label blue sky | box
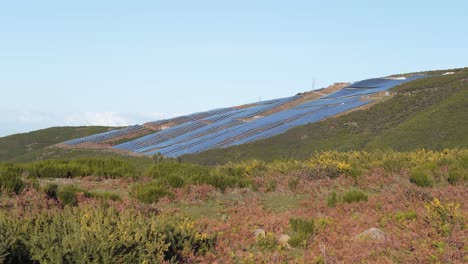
[1,0,467,136]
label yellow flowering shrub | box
[425,198,465,236]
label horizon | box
[1,1,468,137]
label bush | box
[410,168,434,187]
[147,160,251,191]
[395,210,418,223]
[57,185,89,206]
[447,163,465,184]
[43,183,58,199]
[342,190,368,203]
[131,182,173,204]
[425,198,465,236]
[327,192,338,208]
[288,218,315,248]
[0,163,25,195]
[257,233,278,251]
[89,191,121,201]
[0,205,215,263]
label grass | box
[288,218,315,248]
[182,68,468,165]
[0,126,115,161]
[261,192,303,213]
[342,190,368,203]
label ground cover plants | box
[0,148,466,263]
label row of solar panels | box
[142,97,370,157]
[112,95,301,152]
[63,125,146,145]
[63,75,427,155]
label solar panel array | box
[64,75,426,156]
[63,125,146,145]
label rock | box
[278,234,291,248]
[356,228,386,241]
[254,229,266,239]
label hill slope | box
[0,126,115,161]
[183,69,468,164]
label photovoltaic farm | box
[62,75,427,157]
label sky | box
[1,0,467,137]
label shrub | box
[257,233,278,251]
[395,210,418,223]
[89,191,121,201]
[147,160,251,191]
[0,163,25,195]
[0,205,215,263]
[131,182,173,204]
[43,183,58,199]
[410,168,434,187]
[447,164,465,184]
[342,190,368,203]
[288,218,315,248]
[57,185,89,206]
[425,198,465,236]
[327,192,338,208]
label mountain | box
[0,126,115,161]
[2,68,466,163]
[183,68,468,164]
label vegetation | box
[0,148,465,263]
[0,163,24,195]
[25,158,138,179]
[0,205,215,263]
[425,198,465,236]
[183,69,468,164]
[288,218,315,248]
[0,126,114,161]
[342,190,368,203]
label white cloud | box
[63,112,132,127]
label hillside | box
[0,126,115,161]
[56,72,442,158]
[183,68,468,165]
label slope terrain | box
[58,72,441,158]
[0,126,115,161]
[184,68,468,164]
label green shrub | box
[257,233,278,251]
[288,218,315,248]
[131,182,173,204]
[327,192,338,208]
[342,190,368,203]
[43,183,58,199]
[0,205,215,263]
[0,163,25,195]
[147,160,250,191]
[447,164,465,184]
[89,191,121,201]
[57,185,89,206]
[410,168,434,187]
[395,210,418,223]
